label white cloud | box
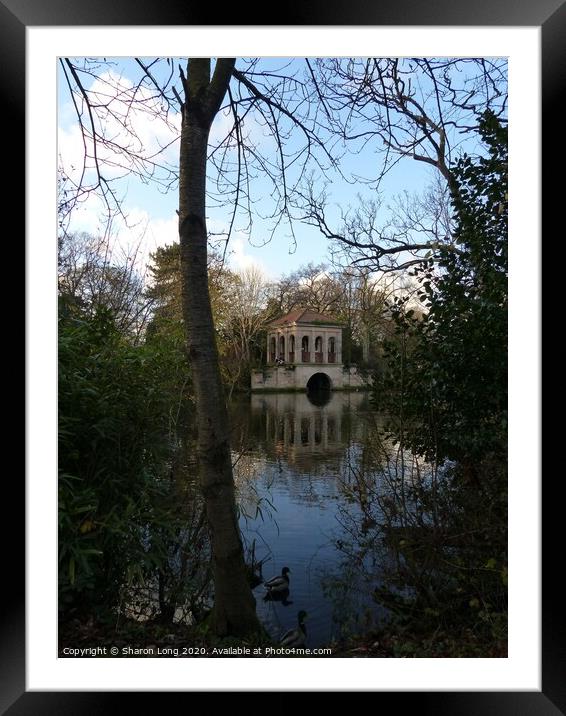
[209,105,236,148]
[59,66,279,281]
[111,210,179,271]
[63,188,271,280]
[227,236,271,277]
[58,69,181,194]
[64,195,178,276]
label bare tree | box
[270,262,342,314]
[58,230,153,341]
[313,173,454,274]
[339,268,390,362]
[299,57,507,272]
[58,58,181,237]
[219,266,269,397]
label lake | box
[229,389,419,648]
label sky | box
[57,57,496,280]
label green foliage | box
[366,112,508,654]
[145,243,186,348]
[58,303,191,614]
[373,459,507,649]
[374,111,507,466]
[145,242,265,393]
[341,325,364,367]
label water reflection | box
[119,388,438,645]
[231,390,390,646]
[249,390,364,462]
[263,588,293,607]
[306,386,331,407]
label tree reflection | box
[324,413,507,655]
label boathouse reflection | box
[250,391,366,464]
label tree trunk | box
[362,325,370,363]
[178,58,260,636]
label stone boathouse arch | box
[306,371,332,392]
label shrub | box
[58,303,193,616]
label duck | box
[264,566,290,593]
[279,610,307,647]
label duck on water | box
[263,566,290,593]
[279,610,308,647]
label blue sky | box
[57,57,489,279]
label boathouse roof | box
[267,308,343,327]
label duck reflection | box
[263,587,293,607]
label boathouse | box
[251,308,367,392]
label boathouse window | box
[301,335,310,362]
[328,336,336,363]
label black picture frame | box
[11,0,555,710]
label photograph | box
[13,7,553,706]
[56,55,509,660]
